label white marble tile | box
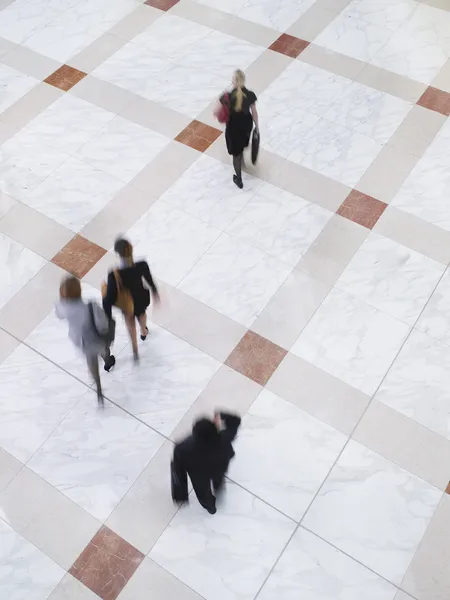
[161,155,263,230]
[143,60,225,118]
[0,0,78,44]
[0,519,64,600]
[102,326,220,436]
[417,268,450,345]
[0,233,46,311]
[28,398,164,521]
[150,482,296,600]
[261,61,352,118]
[226,183,332,265]
[375,329,450,440]
[259,527,397,600]
[93,41,172,97]
[371,4,450,84]
[316,13,393,62]
[336,233,444,326]
[23,157,125,232]
[133,14,212,58]
[324,81,413,143]
[75,116,170,183]
[24,0,141,62]
[303,440,442,584]
[392,120,450,231]
[289,118,383,187]
[343,0,419,32]
[0,64,38,115]
[0,344,91,463]
[292,288,410,395]
[0,449,22,494]
[196,0,315,30]
[25,284,132,385]
[179,233,292,326]
[19,94,115,156]
[126,200,221,286]
[177,30,264,77]
[230,390,346,520]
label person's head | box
[193,417,220,445]
[114,237,133,265]
[232,69,246,112]
[60,276,81,300]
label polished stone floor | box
[0,0,450,598]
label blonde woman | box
[219,69,259,189]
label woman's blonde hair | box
[233,69,246,112]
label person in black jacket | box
[103,237,159,362]
[171,411,241,514]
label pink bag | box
[214,93,230,124]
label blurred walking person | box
[56,276,115,404]
[102,237,159,363]
[216,69,259,189]
[171,411,241,514]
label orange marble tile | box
[337,190,387,230]
[44,65,87,92]
[175,120,222,152]
[69,526,144,600]
[52,235,106,278]
[225,331,287,386]
[144,0,180,10]
[269,34,309,58]
[417,86,450,116]
[445,481,450,494]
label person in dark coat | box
[219,69,259,190]
[103,237,159,362]
[171,411,241,514]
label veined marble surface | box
[150,482,296,600]
[0,64,38,116]
[416,267,450,345]
[292,288,410,395]
[259,527,397,600]
[230,390,347,520]
[303,440,442,584]
[376,329,450,440]
[336,233,444,326]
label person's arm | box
[102,272,118,320]
[142,262,160,302]
[171,445,189,504]
[250,103,259,132]
[216,411,241,443]
[55,301,65,320]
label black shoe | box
[104,355,116,372]
[206,505,217,515]
[233,175,243,189]
[140,327,149,341]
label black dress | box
[103,261,158,319]
[221,87,257,157]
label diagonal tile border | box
[69,525,145,600]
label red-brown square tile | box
[269,33,309,58]
[144,0,179,10]
[337,190,387,230]
[417,86,450,116]
[175,120,222,152]
[445,481,450,494]
[52,235,106,278]
[44,65,87,92]
[69,526,144,600]
[225,331,287,386]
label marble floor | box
[0,0,450,598]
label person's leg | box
[191,474,217,514]
[212,472,225,495]
[87,354,103,404]
[101,344,115,372]
[138,312,148,340]
[232,153,243,189]
[125,313,139,361]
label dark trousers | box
[191,473,225,512]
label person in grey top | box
[56,276,115,404]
